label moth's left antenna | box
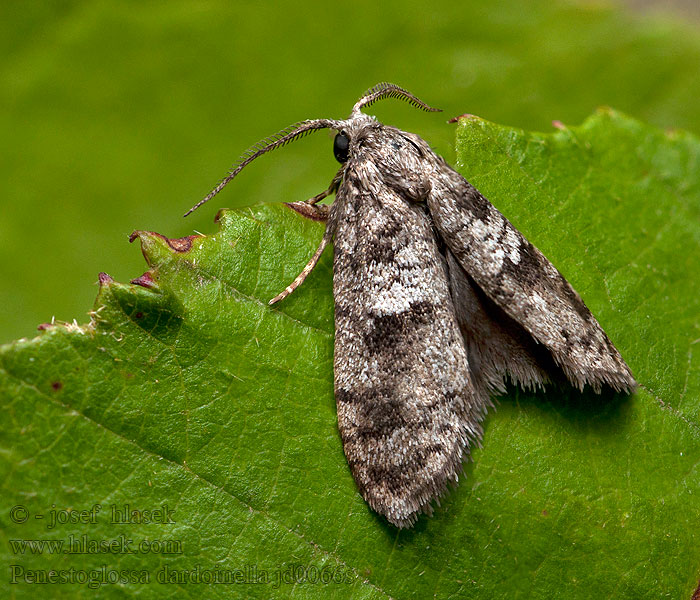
[184,118,339,217]
[352,82,441,115]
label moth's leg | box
[307,168,343,204]
[286,201,330,222]
[284,168,343,222]
[271,168,341,303]
[269,227,333,305]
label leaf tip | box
[448,113,480,124]
[595,105,617,119]
[130,271,158,289]
[214,208,229,223]
[98,272,114,286]
[131,229,205,258]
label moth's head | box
[184,83,441,217]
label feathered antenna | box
[352,82,441,115]
[184,118,339,217]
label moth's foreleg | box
[285,201,330,222]
[269,227,333,305]
[308,168,343,205]
[284,168,343,222]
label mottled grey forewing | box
[428,170,636,393]
[331,165,488,528]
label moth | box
[186,83,636,528]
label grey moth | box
[186,83,636,528]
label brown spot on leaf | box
[134,311,144,319]
[130,272,156,288]
[163,234,201,252]
[448,113,478,123]
[37,323,54,331]
[692,580,700,600]
[51,381,63,392]
[98,272,114,286]
[130,231,203,253]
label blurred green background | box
[1,0,699,343]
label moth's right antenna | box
[184,118,340,217]
[352,82,441,115]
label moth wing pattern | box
[188,82,637,529]
[427,172,636,393]
[444,248,554,396]
[329,162,489,528]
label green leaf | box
[3,0,700,342]
[2,110,699,599]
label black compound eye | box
[333,132,350,163]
